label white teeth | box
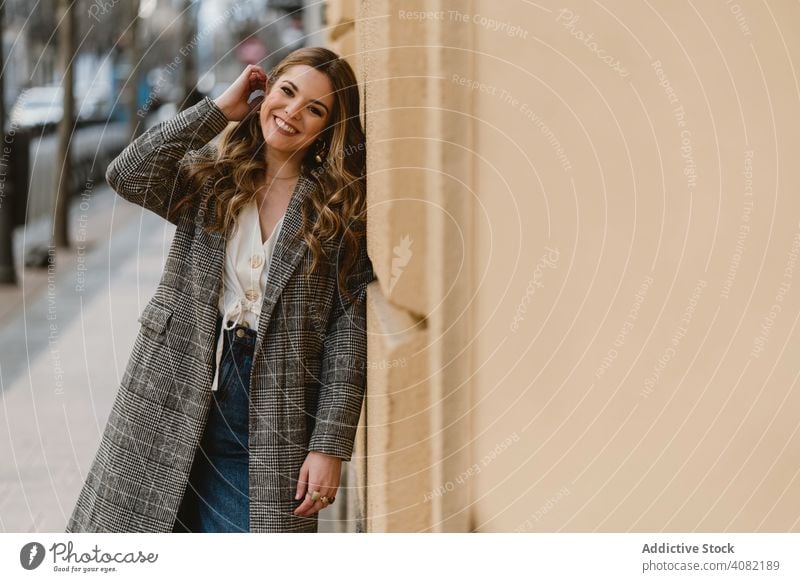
[274,116,297,134]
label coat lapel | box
[192,190,226,360]
[253,173,315,359]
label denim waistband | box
[216,314,257,349]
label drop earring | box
[314,139,326,164]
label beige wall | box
[338,0,800,532]
[470,0,800,533]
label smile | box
[273,115,298,135]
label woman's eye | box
[280,85,322,116]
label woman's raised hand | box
[213,64,269,122]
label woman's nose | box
[284,101,302,119]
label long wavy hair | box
[169,47,367,305]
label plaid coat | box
[65,96,374,533]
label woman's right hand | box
[213,64,268,122]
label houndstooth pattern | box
[65,96,374,533]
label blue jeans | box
[173,317,255,533]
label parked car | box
[9,85,112,130]
[9,86,62,129]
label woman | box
[65,47,374,533]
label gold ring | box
[310,490,321,502]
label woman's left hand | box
[293,451,342,517]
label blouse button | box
[250,254,264,268]
[244,288,258,301]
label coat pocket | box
[137,301,172,336]
[133,301,192,383]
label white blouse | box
[210,199,286,391]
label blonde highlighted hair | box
[169,47,367,305]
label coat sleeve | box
[308,236,376,462]
[105,96,230,225]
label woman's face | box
[259,64,335,157]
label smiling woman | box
[173,49,368,304]
[65,47,374,534]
